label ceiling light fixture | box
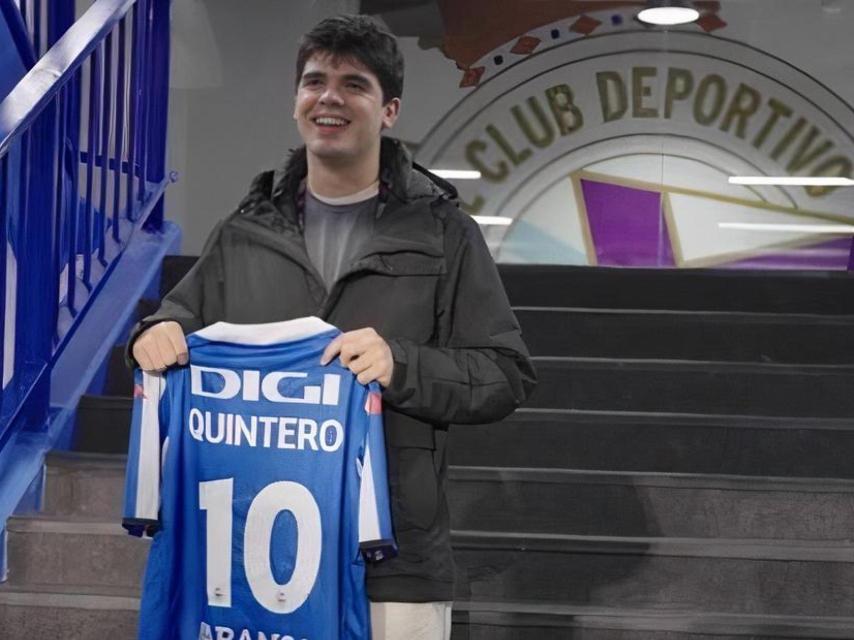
[472,216,512,226]
[431,169,481,180]
[719,222,854,234]
[637,0,700,26]
[728,176,854,186]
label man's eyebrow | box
[341,74,371,85]
[301,71,373,86]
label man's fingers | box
[321,329,383,367]
[164,327,189,366]
[137,341,163,372]
[348,354,372,375]
[134,342,154,371]
[340,343,366,367]
[357,364,381,386]
[152,333,179,369]
[133,321,186,372]
[324,339,365,366]
[320,335,343,365]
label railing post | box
[16,105,58,431]
[0,0,36,68]
[142,0,169,232]
[46,0,75,49]
[111,17,126,243]
[0,526,7,583]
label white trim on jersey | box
[358,444,382,544]
[134,371,166,520]
[193,317,336,346]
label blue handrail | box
[0,0,171,451]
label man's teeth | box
[315,117,348,126]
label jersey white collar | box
[193,316,337,345]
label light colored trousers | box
[370,601,453,640]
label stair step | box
[452,601,854,639]
[452,532,854,616]
[43,451,126,519]
[448,467,854,540]
[530,358,854,417]
[516,307,854,364]
[72,395,133,454]
[73,365,854,453]
[18,514,851,616]
[499,265,854,314]
[158,261,854,315]
[4,516,147,591]
[48,453,854,540]
[453,531,854,562]
[448,410,854,476]
[0,585,138,638]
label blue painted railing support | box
[14,103,58,434]
[0,0,37,69]
[47,0,75,50]
[0,528,6,583]
[143,0,169,232]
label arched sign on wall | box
[417,27,854,269]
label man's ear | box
[381,98,401,130]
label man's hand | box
[320,327,394,387]
[132,321,189,372]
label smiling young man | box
[127,14,536,640]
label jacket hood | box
[263,136,458,206]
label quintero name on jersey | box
[191,365,341,405]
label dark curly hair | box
[295,15,404,105]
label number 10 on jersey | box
[199,478,323,614]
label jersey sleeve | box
[358,383,397,563]
[122,369,169,537]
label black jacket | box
[125,137,537,601]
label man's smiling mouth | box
[313,116,350,127]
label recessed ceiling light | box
[472,216,512,226]
[637,1,700,26]
[728,176,854,186]
[431,169,481,180]
[719,222,854,234]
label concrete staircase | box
[3,262,854,638]
[450,266,854,639]
[0,452,140,636]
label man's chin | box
[306,144,358,163]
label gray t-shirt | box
[303,187,378,291]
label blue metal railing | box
[0,0,171,451]
[0,0,35,73]
[11,0,75,60]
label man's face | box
[294,53,400,165]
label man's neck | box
[306,150,381,199]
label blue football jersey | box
[122,317,396,640]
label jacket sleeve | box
[381,210,537,425]
[123,219,227,369]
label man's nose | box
[319,85,344,105]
